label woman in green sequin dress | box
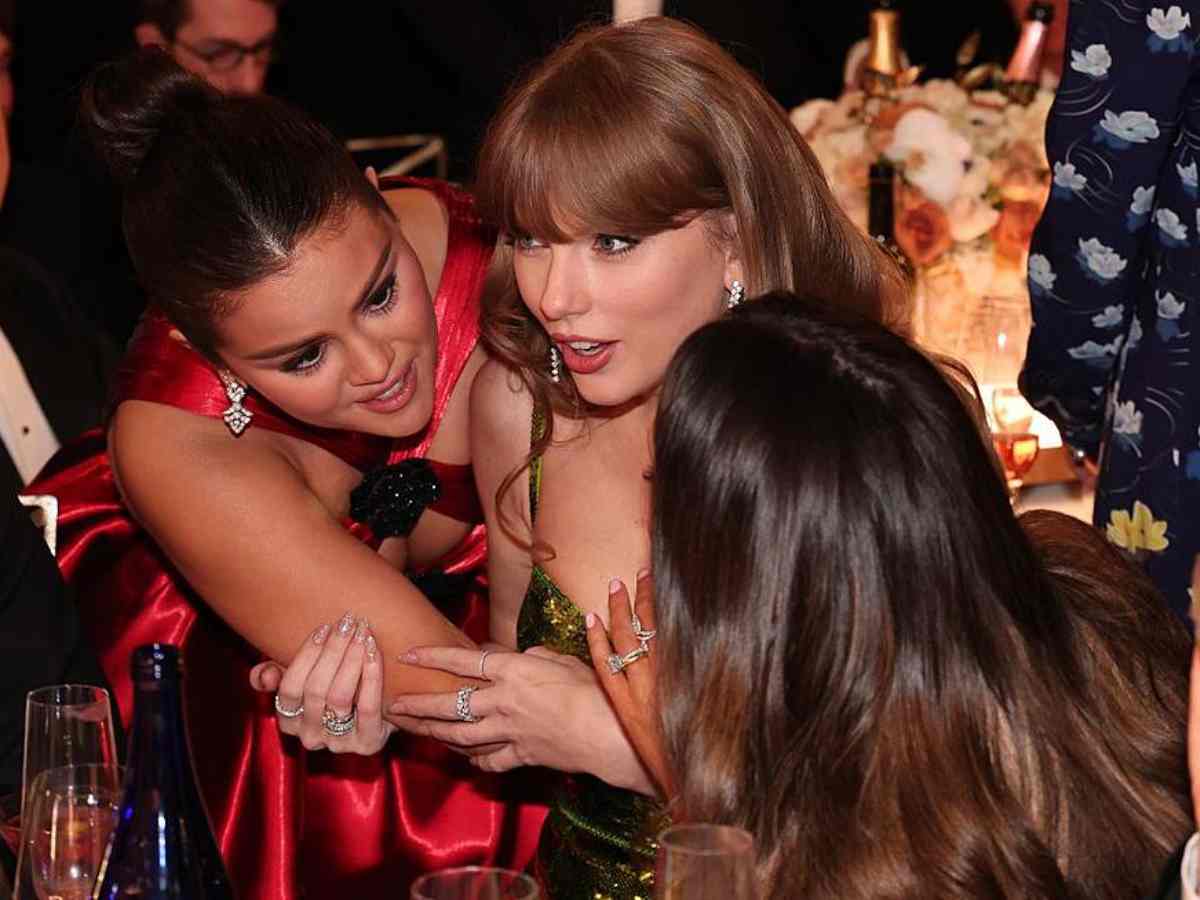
[387,18,907,899]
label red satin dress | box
[27,179,547,899]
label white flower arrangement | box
[792,79,1053,279]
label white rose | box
[959,156,992,199]
[946,194,1001,242]
[885,108,971,207]
[790,99,834,138]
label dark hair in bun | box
[80,49,388,355]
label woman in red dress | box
[27,51,545,898]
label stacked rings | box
[274,694,304,719]
[456,686,479,722]
[607,645,649,675]
[321,706,357,737]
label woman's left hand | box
[249,615,395,755]
[387,641,656,795]
[584,573,672,797]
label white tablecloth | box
[1015,481,1094,523]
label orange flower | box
[992,200,1043,264]
[894,189,952,267]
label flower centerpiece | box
[792,79,1054,364]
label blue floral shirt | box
[1021,0,1200,617]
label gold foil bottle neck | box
[863,7,903,95]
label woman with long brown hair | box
[589,294,1193,898]
[362,16,908,899]
[266,13,904,897]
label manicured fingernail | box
[609,578,623,595]
[586,612,596,628]
[337,611,355,637]
[354,620,369,644]
[365,634,378,661]
[636,568,650,581]
[398,650,418,664]
[312,623,331,645]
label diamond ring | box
[606,645,649,675]
[456,686,479,723]
[274,693,304,719]
[321,706,357,737]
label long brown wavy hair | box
[650,294,1191,899]
[472,17,907,532]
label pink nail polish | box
[312,623,332,645]
[609,578,623,595]
[398,650,418,664]
[635,568,650,581]
[585,612,596,628]
[354,620,369,644]
[365,635,378,661]
[337,611,355,637]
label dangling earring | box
[549,345,562,384]
[217,369,253,436]
[725,279,745,310]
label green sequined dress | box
[517,411,663,900]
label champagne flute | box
[17,765,121,900]
[13,687,118,900]
[990,387,1040,502]
[410,866,540,900]
[21,686,118,820]
[655,824,757,900]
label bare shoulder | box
[470,358,534,462]
[383,186,449,297]
[108,400,308,525]
[424,344,489,465]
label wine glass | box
[990,387,1040,501]
[410,866,540,900]
[654,824,757,900]
[16,765,121,900]
[21,686,118,821]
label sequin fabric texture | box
[515,409,663,900]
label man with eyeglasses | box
[134,0,280,95]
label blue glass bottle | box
[93,644,234,899]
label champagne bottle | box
[868,159,910,271]
[1003,1,1055,105]
[861,0,903,96]
[93,645,234,900]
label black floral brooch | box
[349,458,442,539]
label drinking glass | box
[991,387,1040,501]
[21,686,118,821]
[410,867,540,900]
[15,765,121,900]
[654,824,757,900]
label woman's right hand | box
[249,612,394,755]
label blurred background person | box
[133,0,279,96]
[1020,0,1200,619]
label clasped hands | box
[250,574,669,796]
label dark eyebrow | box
[244,239,393,361]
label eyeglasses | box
[172,36,277,71]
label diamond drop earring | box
[549,345,562,384]
[725,279,745,310]
[217,369,253,436]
